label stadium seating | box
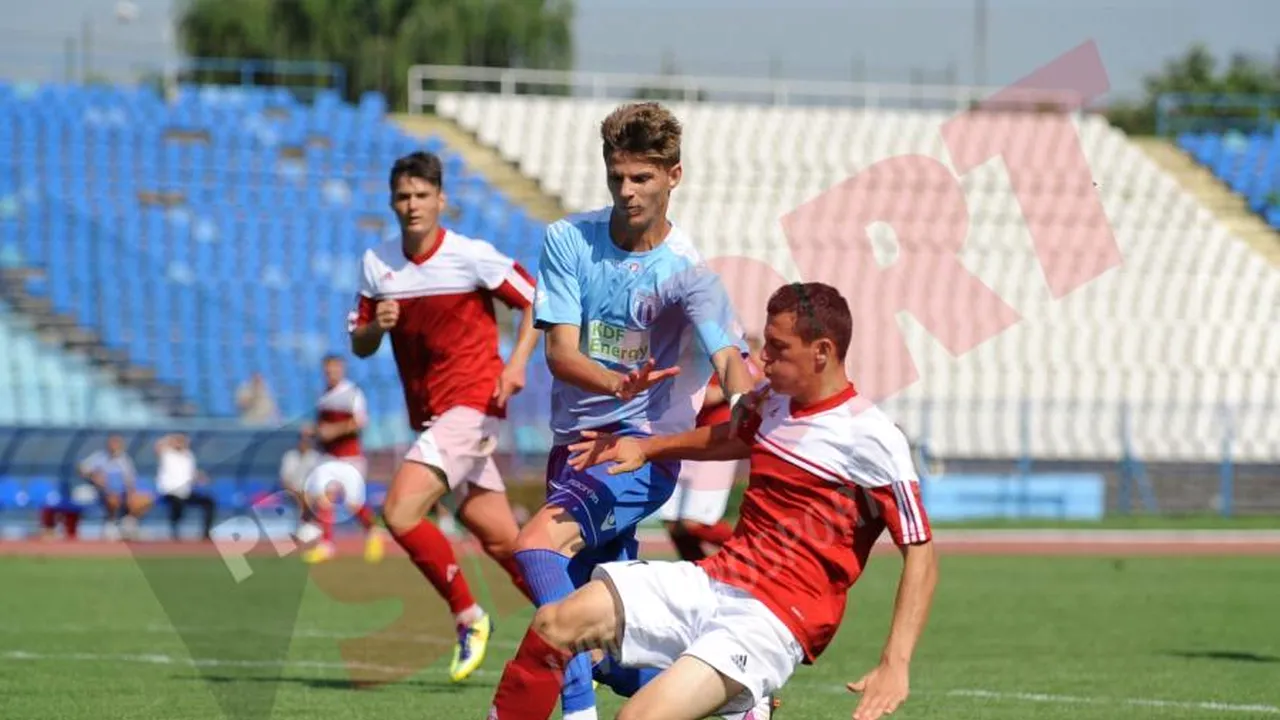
[0,300,160,426]
[1175,126,1280,229]
[436,93,1279,462]
[0,81,554,448]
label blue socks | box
[593,656,659,697]
[514,549,596,714]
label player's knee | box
[480,536,517,562]
[531,603,573,649]
[382,468,446,533]
[514,505,583,556]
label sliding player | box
[518,282,939,720]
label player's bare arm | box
[493,302,539,408]
[567,421,750,474]
[710,344,754,398]
[349,299,399,357]
[848,540,939,720]
[544,323,623,395]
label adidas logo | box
[732,653,747,672]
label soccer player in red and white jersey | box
[300,354,386,564]
[348,151,539,684]
[494,282,938,720]
[658,336,764,562]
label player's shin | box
[388,519,480,620]
[513,549,598,716]
[490,624,572,720]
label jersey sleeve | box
[859,431,931,546]
[347,251,378,332]
[533,221,583,329]
[674,262,748,361]
[351,387,369,427]
[469,239,536,309]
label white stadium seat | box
[436,93,1280,463]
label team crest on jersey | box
[630,290,662,327]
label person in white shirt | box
[155,434,217,541]
[279,425,322,536]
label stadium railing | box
[404,64,1086,113]
[1156,92,1280,138]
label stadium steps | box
[1132,136,1280,266]
[392,113,568,224]
[0,268,198,419]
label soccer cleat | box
[449,612,491,682]
[363,529,385,564]
[302,541,335,564]
[727,693,776,720]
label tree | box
[632,51,709,103]
[176,0,575,110]
[1105,43,1280,136]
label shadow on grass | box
[171,673,469,693]
[1166,650,1280,664]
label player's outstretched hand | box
[615,358,680,401]
[566,430,646,475]
[847,662,909,719]
[492,363,527,409]
[729,384,772,434]
[374,299,400,330]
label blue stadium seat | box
[0,81,545,443]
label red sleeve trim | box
[866,483,932,545]
[494,262,536,309]
[348,296,376,333]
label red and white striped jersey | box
[349,227,535,429]
[698,382,931,663]
[316,379,367,458]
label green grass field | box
[1,548,1278,719]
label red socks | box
[354,505,375,531]
[316,505,335,543]
[490,625,571,720]
[390,519,476,615]
[687,521,734,546]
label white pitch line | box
[6,648,1276,716]
[946,688,1280,715]
[0,648,502,677]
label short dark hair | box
[600,102,682,168]
[766,282,852,361]
[389,151,444,193]
[322,354,344,365]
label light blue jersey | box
[534,207,746,445]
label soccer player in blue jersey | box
[488,102,757,720]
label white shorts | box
[658,459,740,525]
[404,405,505,495]
[321,455,367,481]
[593,560,803,715]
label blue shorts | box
[545,435,680,560]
